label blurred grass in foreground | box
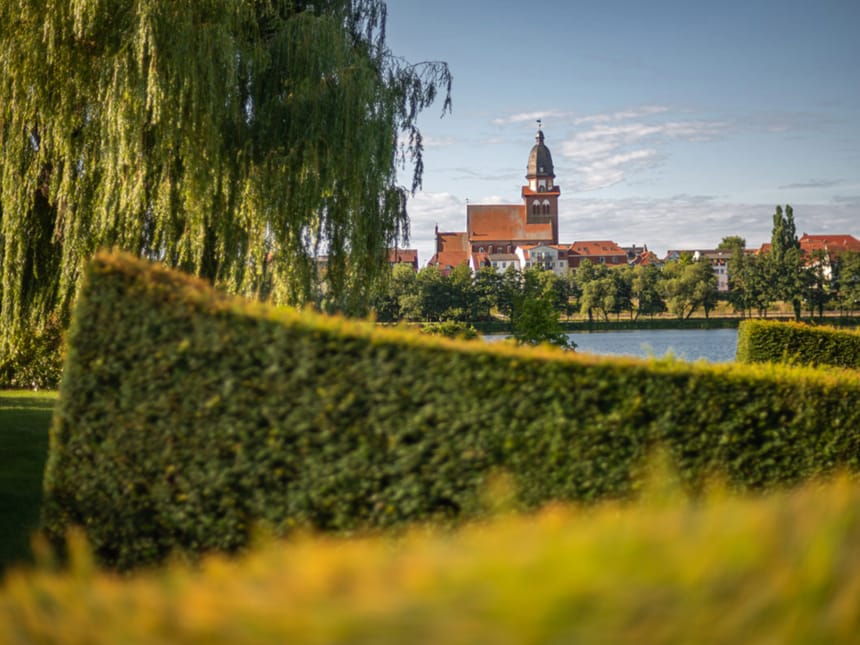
[3,467,859,644]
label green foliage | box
[631,264,666,320]
[766,205,804,319]
[802,249,831,318]
[728,248,771,317]
[661,259,718,319]
[0,0,451,358]
[370,263,417,322]
[737,319,860,369]
[0,315,65,389]
[834,251,860,313]
[717,235,746,251]
[43,253,860,570]
[511,293,572,349]
[419,320,479,340]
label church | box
[428,126,628,275]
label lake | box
[567,328,738,363]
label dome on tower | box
[527,129,554,178]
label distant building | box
[481,253,521,272]
[797,234,860,257]
[622,244,648,263]
[567,240,628,269]
[757,234,860,281]
[428,127,629,277]
[516,244,568,275]
[429,126,559,272]
[630,249,661,267]
[427,229,470,275]
[388,248,419,271]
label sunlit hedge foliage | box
[42,253,860,570]
[9,477,860,643]
[737,319,860,368]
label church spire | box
[522,123,560,244]
[526,123,554,180]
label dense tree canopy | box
[0,0,451,356]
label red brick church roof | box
[467,204,553,243]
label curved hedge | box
[737,319,860,369]
[42,253,860,569]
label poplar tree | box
[0,0,451,358]
[767,205,803,319]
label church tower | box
[522,123,560,244]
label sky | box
[384,0,860,266]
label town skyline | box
[385,0,860,266]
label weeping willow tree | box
[0,0,450,362]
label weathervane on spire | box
[536,118,542,129]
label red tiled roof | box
[467,204,553,243]
[758,234,860,258]
[799,234,860,254]
[388,248,418,268]
[631,250,660,266]
[568,240,627,256]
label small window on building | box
[479,247,485,253]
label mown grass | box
[3,470,859,643]
[0,390,55,574]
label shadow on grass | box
[0,391,56,574]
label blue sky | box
[385,0,860,265]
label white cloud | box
[572,105,671,125]
[559,114,731,191]
[491,109,575,126]
[422,135,457,148]
[574,149,660,191]
[402,191,464,264]
[778,178,845,190]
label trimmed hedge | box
[737,319,860,369]
[43,253,860,570]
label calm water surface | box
[567,328,738,363]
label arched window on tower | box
[542,199,551,215]
[532,200,540,215]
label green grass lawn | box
[0,390,55,574]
